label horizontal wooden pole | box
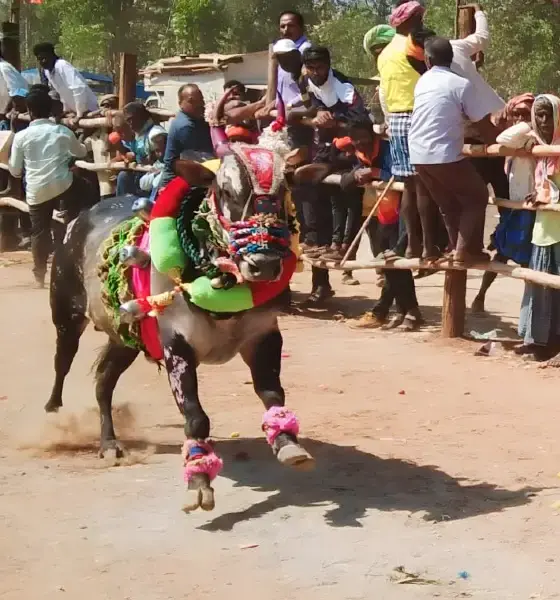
[74,160,151,173]
[14,107,173,131]
[463,143,560,158]
[323,174,405,191]
[492,198,560,212]
[303,255,560,290]
[0,196,64,223]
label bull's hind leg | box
[45,320,88,412]
[95,340,138,460]
[46,248,88,413]
[241,327,315,471]
[162,334,218,513]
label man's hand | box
[354,168,375,186]
[122,151,136,165]
[312,111,336,128]
[524,192,537,206]
[9,111,18,133]
[68,114,81,129]
[465,3,483,12]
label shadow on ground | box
[289,292,520,340]
[199,437,541,531]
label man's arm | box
[8,134,23,178]
[462,81,498,143]
[496,121,534,149]
[452,6,490,57]
[58,62,94,119]
[66,129,87,159]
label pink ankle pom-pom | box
[182,440,223,483]
[262,406,300,446]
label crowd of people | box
[1,2,560,364]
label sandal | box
[382,313,405,330]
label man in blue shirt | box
[160,84,213,188]
[409,36,496,265]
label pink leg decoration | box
[182,439,223,483]
[262,406,300,446]
[261,407,314,470]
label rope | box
[97,217,147,352]
[176,186,221,281]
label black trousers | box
[372,270,419,318]
[371,217,418,317]
[29,175,94,279]
[302,183,332,291]
[29,197,62,279]
[332,187,362,247]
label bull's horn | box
[173,159,216,187]
[292,163,331,186]
[0,178,12,197]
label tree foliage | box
[9,0,560,100]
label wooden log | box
[118,53,138,109]
[1,21,20,71]
[303,256,560,291]
[0,196,64,223]
[442,270,467,338]
[14,107,173,130]
[463,143,560,157]
[74,160,151,173]
[491,198,560,212]
[323,173,405,192]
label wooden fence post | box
[442,270,467,338]
[118,53,137,109]
[0,11,21,251]
[440,3,477,338]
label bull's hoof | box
[183,473,215,513]
[44,398,63,413]
[277,443,315,471]
[99,441,126,465]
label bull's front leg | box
[241,328,315,471]
[163,334,223,513]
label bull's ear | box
[284,146,308,168]
[173,159,216,187]
[292,163,331,185]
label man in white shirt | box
[9,86,87,287]
[409,37,496,265]
[33,42,98,127]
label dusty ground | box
[1,244,560,600]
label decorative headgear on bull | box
[144,86,301,315]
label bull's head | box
[174,147,292,284]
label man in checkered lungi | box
[377,1,428,259]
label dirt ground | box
[1,243,560,600]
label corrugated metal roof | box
[141,53,247,76]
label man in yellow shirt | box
[377,0,425,259]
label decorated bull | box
[45,119,315,512]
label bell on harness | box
[119,245,151,268]
[119,299,148,324]
[132,197,155,222]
